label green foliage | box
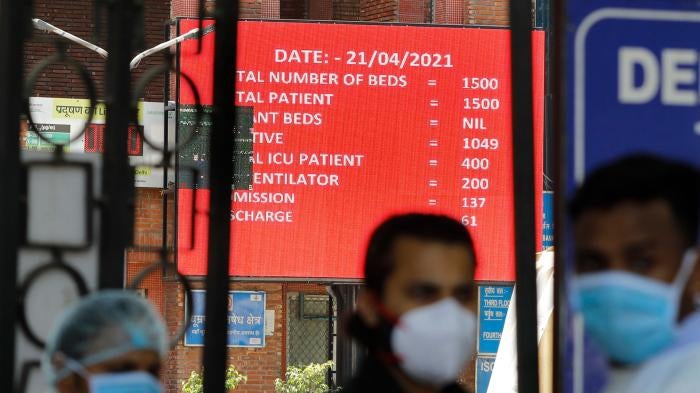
[274,361,335,393]
[181,365,248,393]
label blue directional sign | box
[185,290,266,347]
[567,1,700,191]
[475,355,496,393]
[477,284,514,355]
[542,191,554,249]
[565,2,700,393]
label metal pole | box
[32,19,108,58]
[535,0,550,29]
[99,0,135,288]
[0,0,27,389]
[202,0,238,391]
[327,293,334,387]
[162,23,171,260]
[510,0,541,391]
[551,0,568,390]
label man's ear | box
[687,247,700,306]
[355,289,381,328]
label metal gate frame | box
[0,1,544,392]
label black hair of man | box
[364,213,476,295]
[569,154,700,247]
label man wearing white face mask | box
[344,213,477,393]
[570,155,700,393]
[42,290,167,393]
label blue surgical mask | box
[60,356,163,393]
[89,371,163,393]
[574,249,697,365]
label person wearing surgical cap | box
[42,290,167,393]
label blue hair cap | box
[42,290,167,384]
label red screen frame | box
[176,19,545,281]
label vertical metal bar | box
[327,294,334,387]
[551,0,568,391]
[162,23,170,259]
[99,0,135,289]
[0,0,27,388]
[174,19,181,260]
[202,0,238,391]
[535,0,550,29]
[510,0,541,391]
[543,0,553,195]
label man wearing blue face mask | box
[570,155,700,393]
[42,290,167,393]
[344,213,477,393]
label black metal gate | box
[0,0,229,391]
[0,1,544,392]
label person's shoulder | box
[342,373,404,393]
[677,310,700,347]
[341,357,470,393]
[624,341,700,393]
[340,358,404,393]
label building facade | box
[24,0,514,391]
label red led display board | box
[177,19,545,280]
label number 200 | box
[462,177,489,190]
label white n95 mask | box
[391,298,476,388]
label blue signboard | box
[542,191,554,249]
[185,290,266,347]
[567,1,700,192]
[477,284,513,355]
[475,355,496,393]
[565,2,700,393]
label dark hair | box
[364,213,476,294]
[569,154,700,246]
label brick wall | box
[360,0,509,25]
[333,0,361,20]
[165,3,287,393]
[280,0,307,20]
[126,188,175,315]
[360,0,398,21]
[25,1,516,393]
[309,0,334,20]
[465,0,509,26]
[26,0,170,101]
[170,0,270,19]
[25,0,172,341]
[398,0,431,23]
[163,280,328,393]
[167,0,512,24]
[25,0,512,100]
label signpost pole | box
[202,0,238,391]
[510,0,541,390]
[552,0,567,390]
[0,0,28,389]
[99,0,136,288]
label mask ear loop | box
[674,249,698,289]
[684,246,700,308]
[673,249,699,319]
[52,352,90,384]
